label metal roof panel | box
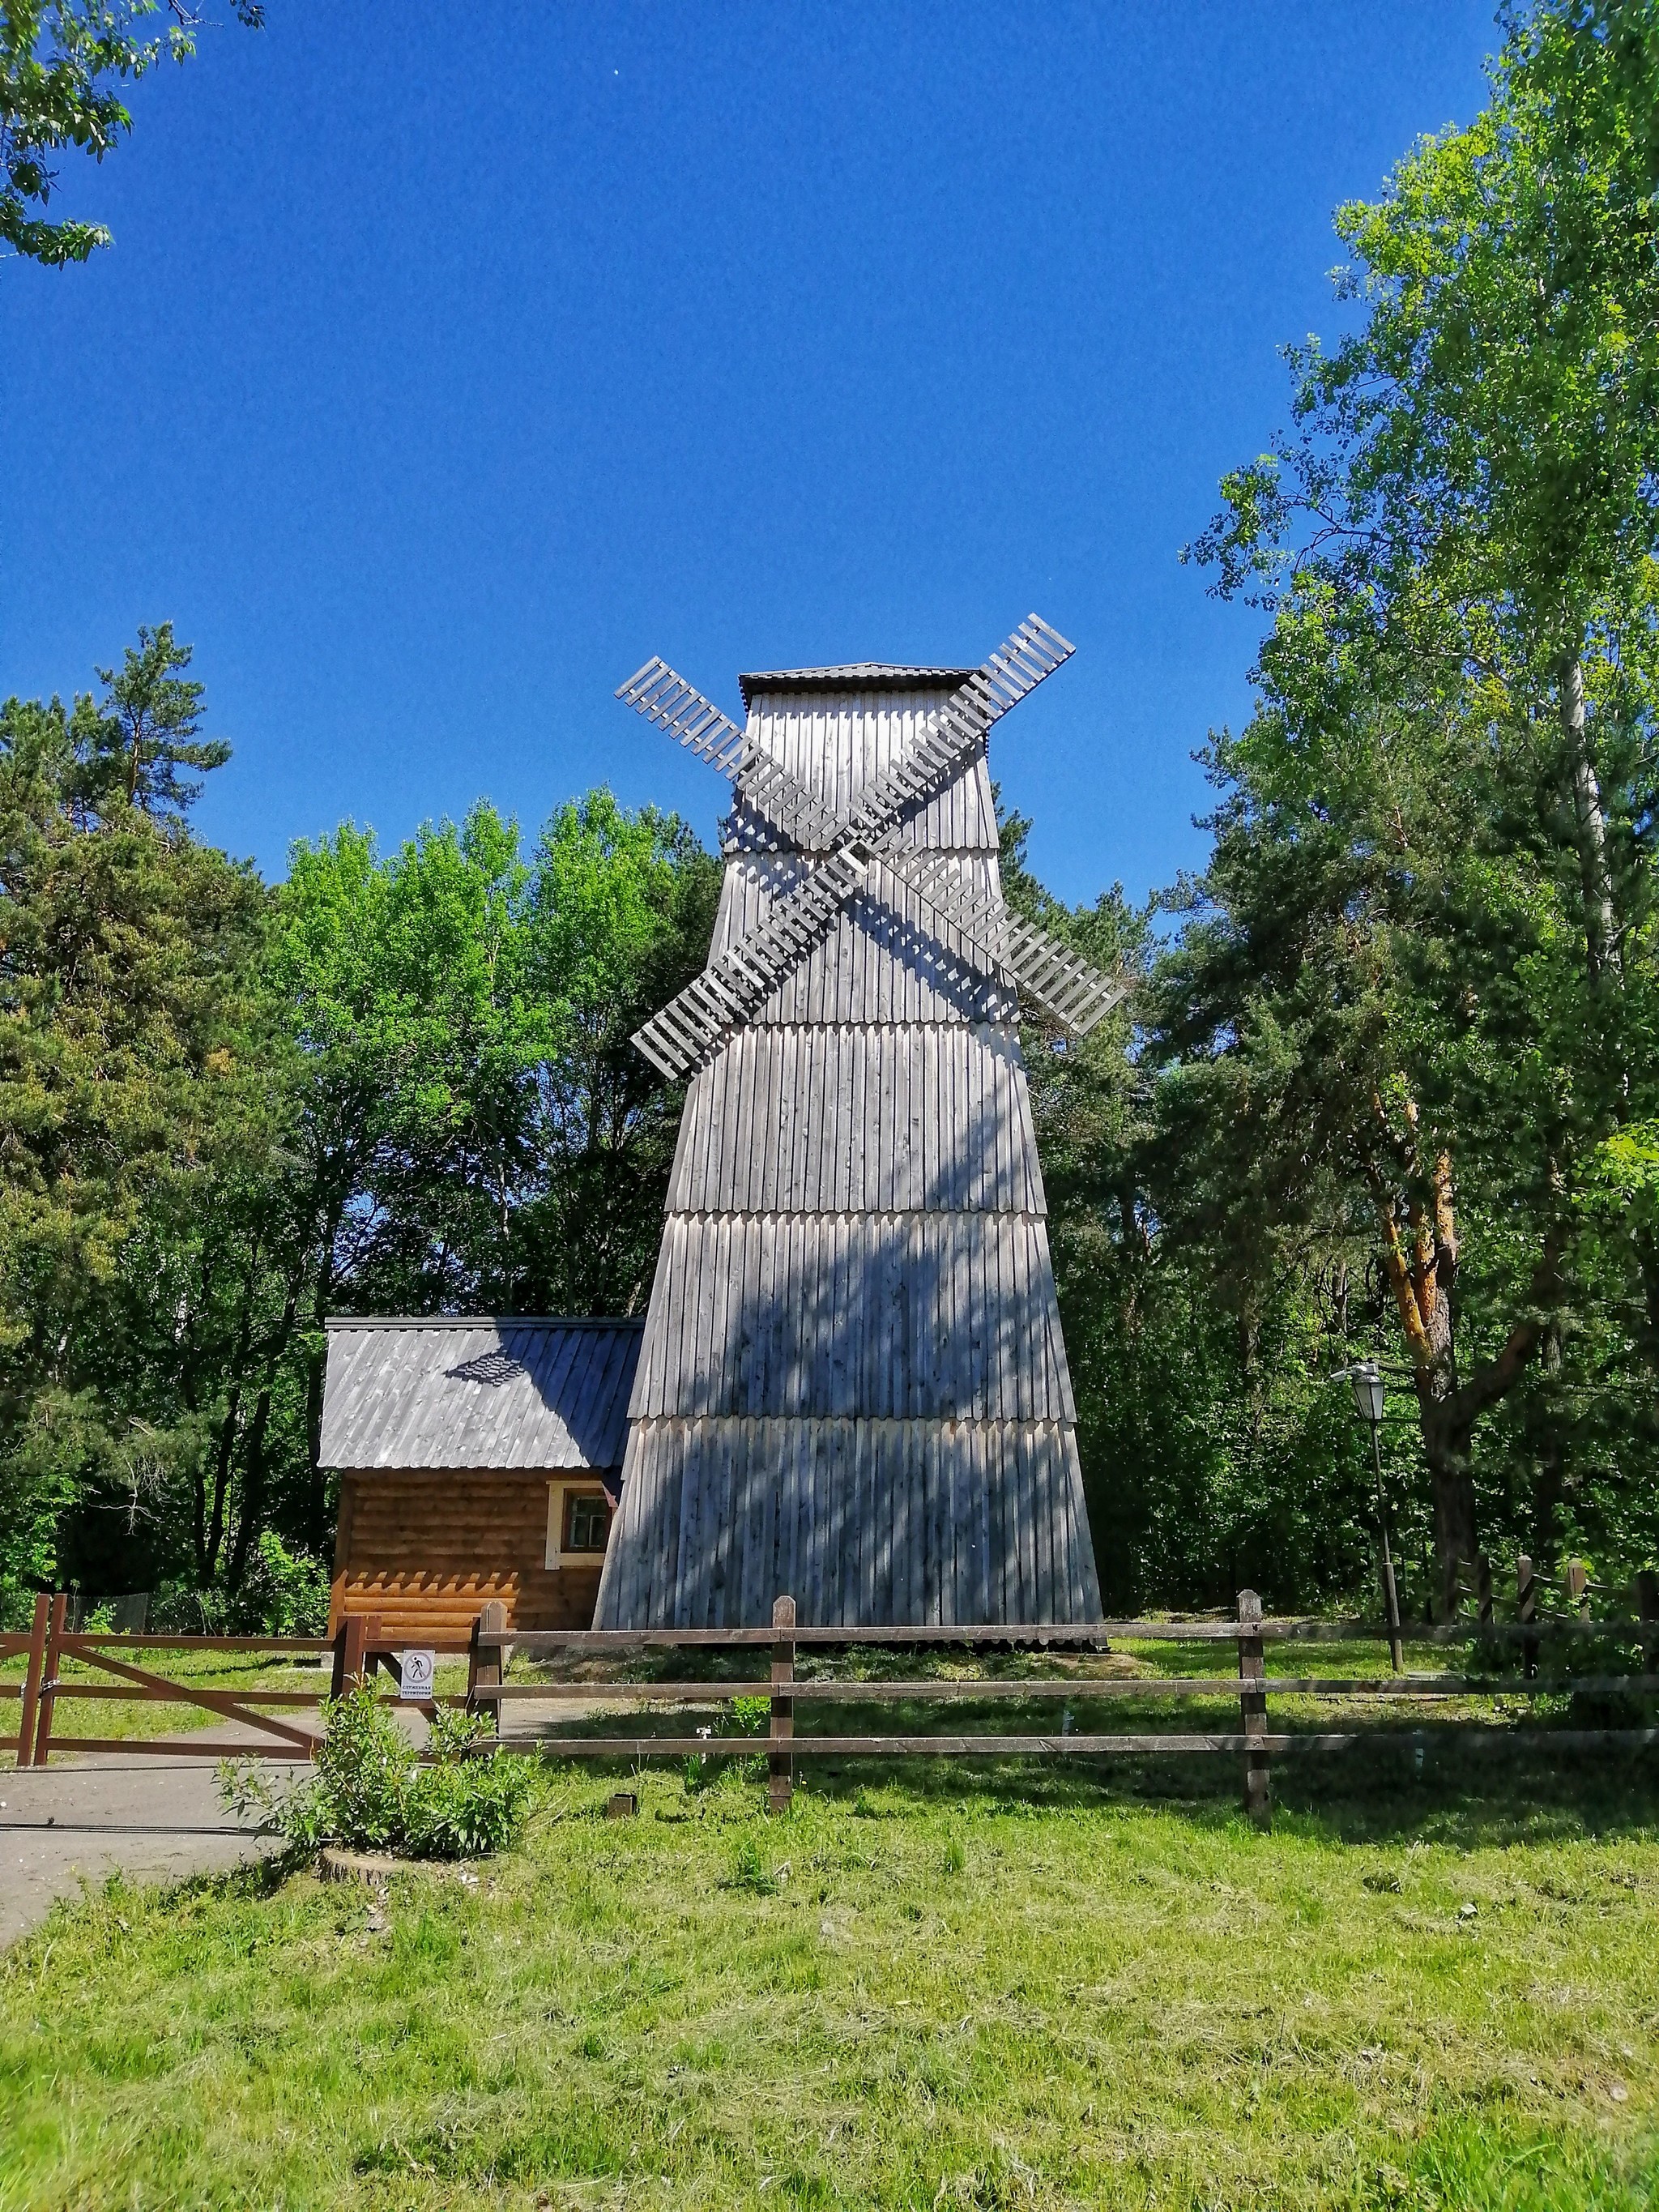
[320,1318,643,1471]
[737,664,977,707]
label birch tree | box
[1181,0,1659,1609]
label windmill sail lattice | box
[595,627,1113,1628]
[617,620,1124,1078]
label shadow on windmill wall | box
[601,1074,1101,1629]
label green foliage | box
[0,630,265,1612]
[232,1530,329,1635]
[0,626,716,1626]
[1,0,261,267]
[269,786,718,1326]
[1168,0,1659,1600]
[220,1685,533,1860]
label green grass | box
[3,1753,1657,2210]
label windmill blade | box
[631,848,870,1080]
[616,659,750,777]
[1001,912,1130,1033]
[838,614,1074,851]
[616,656,851,848]
[881,846,1129,1036]
[728,613,1075,852]
[622,615,1084,1074]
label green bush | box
[236,1532,331,1635]
[220,1686,533,1860]
[150,1534,331,1638]
[150,1579,232,1634]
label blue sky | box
[2,2,1495,906]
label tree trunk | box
[1369,1133,1558,1617]
[1559,651,1618,984]
[1526,1317,1567,1568]
[227,1279,301,1595]
[197,1383,241,1585]
[1371,1137,1473,1616]
[1422,1413,1478,1622]
[225,1384,273,1595]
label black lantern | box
[1345,1358,1384,1428]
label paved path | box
[1,1747,309,1947]
[1,1693,667,1947]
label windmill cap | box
[737,664,979,708]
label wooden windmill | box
[595,618,1124,1628]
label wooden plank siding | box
[330,1471,608,1637]
[596,667,1104,1630]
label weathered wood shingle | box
[595,670,1102,1628]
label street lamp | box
[1332,1359,1403,1672]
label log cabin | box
[321,1317,642,1637]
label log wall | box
[331,1470,609,1636]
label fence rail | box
[6,1573,1657,1826]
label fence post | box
[467,1600,506,1736]
[1517,1555,1537,1680]
[1236,1589,1269,1830]
[32,1592,67,1767]
[769,1594,796,1815]
[15,1593,50,1768]
[1476,1553,1494,1629]
[1566,1558,1590,1625]
[330,1612,353,1699]
[330,1610,369,1700]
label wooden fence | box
[472,1581,1659,1824]
[6,1571,1657,1826]
[0,1596,493,1768]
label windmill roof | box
[737,664,976,707]
[320,1317,642,1472]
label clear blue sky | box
[1,2,1496,907]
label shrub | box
[150,1579,231,1635]
[235,1532,331,1635]
[220,1686,533,1860]
[150,1535,331,1638]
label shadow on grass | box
[784,1740,1659,1850]
[498,1636,1659,1847]
[512,1716,1659,1851]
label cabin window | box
[565,1490,610,1554]
[546,1482,612,1568]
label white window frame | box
[545,1481,611,1569]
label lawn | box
[2,1750,1657,2210]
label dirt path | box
[2,1740,309,1947]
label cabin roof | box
[320,1317,642,1472]
[737,664,976,708]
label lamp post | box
[1333,1359,1403,1672]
